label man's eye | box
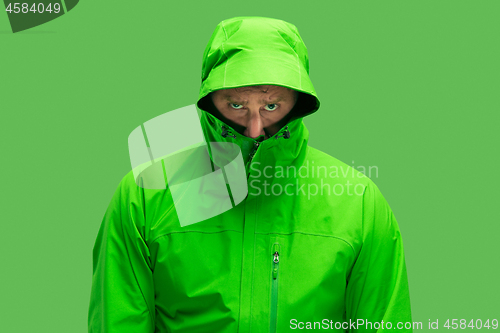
[230,103,243,109]
[265,104,278,111]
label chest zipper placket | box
[245,140,261,178]
[249,141,260,161]
[270,243,280,333]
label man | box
[88,16,412,332]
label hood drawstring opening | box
[221,125,291,140]
[275,126,291,139]
[221,125,237,138]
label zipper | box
[248,141,260,162]
[244,140,261,181]
[270,243,280,333]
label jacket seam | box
[250,231,257,332]
[361,184,368,248]
[294,33,302,89]
[150,229,243,243]
[221,22,228,87]
[255,231,356,256]
[276,30,302,90]
[292,34,298,49]
[123,207,156,327]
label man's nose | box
[243,111,266,139]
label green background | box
[1,0,498,331]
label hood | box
[197,16,320,119]
[196,16,320,168]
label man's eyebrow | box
[224,96,285,104]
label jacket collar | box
[199,110,309,171]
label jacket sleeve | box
[345,181,412,332]
[88,174,156,333]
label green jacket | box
[88,16,412,333]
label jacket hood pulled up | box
[196,16,321,167]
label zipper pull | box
[272,244,280,279]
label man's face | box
[210,85,299,139]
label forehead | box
[215,85,293,99]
